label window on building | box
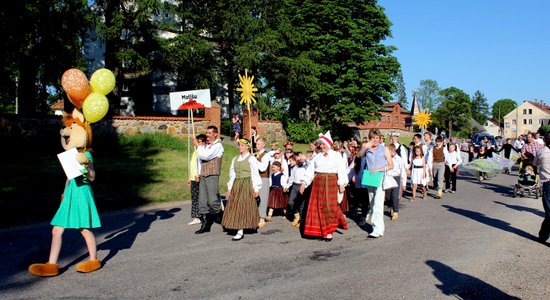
[523,109,527,114]
[387,116,390,123]
[523,119,527,124]
[396,116,399,124]
[529,119,532,124]
[529,109,532,114]
[505,122,510,128]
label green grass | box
[0,133,239,228]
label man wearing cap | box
[303,131,349,241]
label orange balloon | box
[61,69,90,108]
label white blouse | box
[312,150,349,186]
[227,153,262,193]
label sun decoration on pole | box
[413,109,433,129]
[236,69,258,107]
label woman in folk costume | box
[222,139,262,241]
[303,131,349,242]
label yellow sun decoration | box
[236,69,258,106]
[413,109,433,129]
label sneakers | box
[188,218,201,225]
[258,218,267,228]
[450,190,456,194]
[369,232,383,238]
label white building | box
[503,100,550,139]
[483,118,502,137]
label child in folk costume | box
[270,147,289,178]
[222,139,262,241]
[187,134,207,225]
[266,161,290,221]
[409,145,427,201]
[287,152,314,227]
[303,131,349,242]
[445,143,462,193]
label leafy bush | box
[284,118,318,143]
[221,119,232,137]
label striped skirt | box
[268,186,288,209]
[303,173,348,237]
[222,177,260,230]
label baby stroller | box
[513,164,540,199]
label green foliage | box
[256,88,288,121]
[538,125,550,136]
[416,79,441,112]
[284,118,318,143]
[261,0,399,128]
[221,119,233,137]
[492,98,517,122]
[433,87,471,135]
[393,69,408,109]
[470,90,489,124]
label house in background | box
[347,101,413,139]
[483,118,502,137]
[503,100,550,139]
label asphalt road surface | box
[1,170,549,299]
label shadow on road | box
[62,207,181,272]
[441,205,539,242]
[493,201,544,218]
[426,260,520,299]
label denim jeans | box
[540,182,550,242]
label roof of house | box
[503,100,550,119]
[486,118,502,127]
[50,100,64,110]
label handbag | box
[382,171,398,190]
[361,171,383,188]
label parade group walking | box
[186,125,535,242]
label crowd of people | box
[187,125,550,244]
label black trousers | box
[445,165,457,191]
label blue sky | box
[379,0,550,111]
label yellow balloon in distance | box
[90,68,116,95]
[83,93,109,123]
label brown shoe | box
[265,215,273,222]
[258,218,267,228]
[291,214,300,227]
[28,263,59,277]
[391,212,399,221]
[75,259,102,273]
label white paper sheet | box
[57,148,84,180]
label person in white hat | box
[302,131,349,242]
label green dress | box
[51,151,101,229]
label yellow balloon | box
[90,68,116,95]
[83,93,109,123]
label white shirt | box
[388,155,407,186]
[270,171,291,189]
[428,145,449,168]
[289,160,315,187]
[227,153,262,193]
[311,150,349,186]
[514,139,525,150]
[536,137,545,145]
[394,142,409,168]
[446,151,462,168]
[197,139,224,161]
[270,156,289,178]
[255,149,272,173]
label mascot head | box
[60,108,93,152]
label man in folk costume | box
[303,131,349,242]
[193,125,224,234]
[255,137,272,228]
[428,135,449,199]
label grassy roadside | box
[0,133,239,229]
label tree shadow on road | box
[60,207,180,273]
[426,260,520,299]
[493,201,544,218]
[441,205,539,242]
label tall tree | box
[416,79,441,113]
[93,0,164,114]
[393,69,408,108]
[262,0,399,128]
[492,98,517,122]
[470,90,489,124]
[0,0,92,114]
[433,87,471,136]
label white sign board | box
[57,148,84,180]
[169,89,212,110]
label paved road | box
[1,170,549,299]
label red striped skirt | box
[268,186,288,209]
[303,173,348,237]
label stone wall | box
[98,116,211,137]
[258,120,287,143]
